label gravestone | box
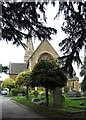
[66,89,81,97]
[53,87,65,106]
[80,102,86,106]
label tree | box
[1,77,15,92]
[80,57,86,91]
[15,70,31,99]
[2,1,86,76]
[81,77,86,92]
[2,2,57,48]
[0,65,9,73]
[2,66,9,73]
[56,2,86,76]
[30,59,67,106]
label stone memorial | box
[53,87,65,106]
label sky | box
[0,3,84,82]
[0,41,25,66]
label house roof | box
[9,63,27,75]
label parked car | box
[1,88,8,95]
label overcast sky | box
[0,3,84,82]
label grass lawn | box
[12,95,86,118]
[12,96,65,118]
[64,97,86,109]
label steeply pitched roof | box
[29,39,60,60]
[9,63,27,75]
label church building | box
[24,38,59,70]
[24,38,80,91]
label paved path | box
[0,96,2,120]
[0,95,43,119]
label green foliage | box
[64,98,86,109]
[15,70,31,99]
[12,95,86,114]
[0,65,9,73]
[30,59,67,89]
[80,57,86,91]
[57,2,86,76]
[1,77,15,90]
[2,2,57,48]
[81,75,86,92]
[15,70,30,87]
[33,90,39,98]
[40,96,45,101]
[30,59,67,106]
[11,87,26,96]
[11,88,19,96]
[2,66,9,73]
[2,1,86,77]
[80,57,86,77]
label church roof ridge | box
[28,39,60,60]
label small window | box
[72,82,74,89]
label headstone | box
[31,98,40,103]
[66,90,75,97]
[53,87,65,106]
[66,90,81,97]
[80,102,86,106]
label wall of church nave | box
[67,80,79,91]
[62,80,80,93]
[28,41,59,70]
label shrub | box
[19,87,26,96]
[11,88,19,96]
[11,88,26,96]
[30,90,34,95]
[33,90,38,97]
[40,96,45,100]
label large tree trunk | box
[45,87,49,106]
[26,85,29,99]
[9,88,11,94]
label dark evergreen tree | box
[2,66,9,73]
[30,59,67,106]
[2,2,57,48]
[80,57,86,91]
[56,2,86,76]
[81,76,86,92]
[2,1,86,76]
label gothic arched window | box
[38,53,53,61]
